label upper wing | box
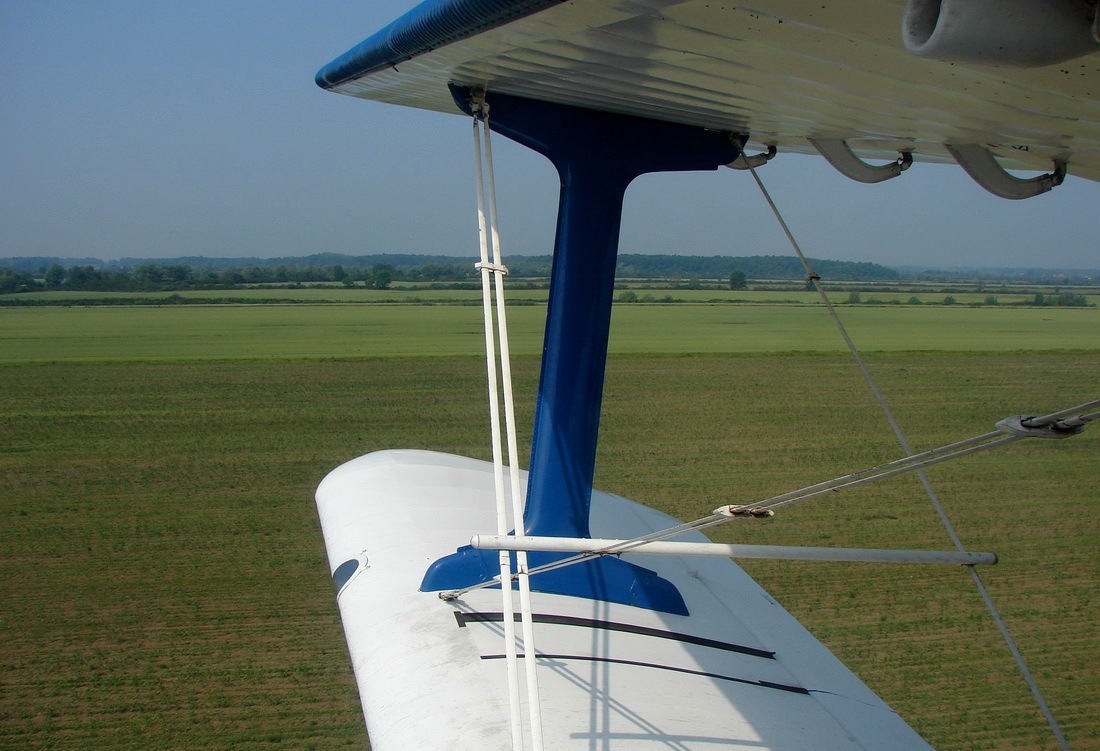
[316,0,1100,182]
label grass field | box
[1,303,1097,750]
[5,284,1092,307]
[1,304,1096,362]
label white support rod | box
[442,413,1052,597]
[515,565,543,751]
[479,107,543,751]
[440,513,731,598]
[472,113,524,751]
[472,535,998,565]
[441,402,1089,600]
[1022,399,1100,428]
[444,429,1021,595]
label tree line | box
[1,253,911,294]
[0,262,407,294]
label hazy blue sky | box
[2,1,1097,270]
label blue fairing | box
[419,88,741,615]
[422,545,691,616]
[315,0,566,89]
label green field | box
[5,284,1089,307]
[1,304,1096,363]
[1,303,1097,750]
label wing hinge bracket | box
[727,143,777,170]
[809,138,912,183]
[946,143,1066,200]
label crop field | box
[6,284,1092,307]
[1,302,1097,751]
[1,303,1096,362]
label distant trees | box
[1,253,910,295]
[369,264,394,290]
[1032,292,1090,307]
[44,264,66,288]
[219,269,245,287]
[616,254,900,281]
[132,263,164,285]
[1055,293,1089,307]
[163,264,192,284]
[1,255,1095,307]
[400,261,477,282]
[60,265,134,291]
[0,268,40,293]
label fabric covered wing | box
[316,450,936,750]
[317,0,1100,181]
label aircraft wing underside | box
[317,0,1100,182]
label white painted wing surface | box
[320,0,1100,181]
[316,450,935,750]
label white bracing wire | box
[743,162,1074,751]
[471,103,544,751]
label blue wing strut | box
[420,88,743,614]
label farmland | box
[1,303,1097,362]
[4,281,1097,308]
[1,301,1097,750]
